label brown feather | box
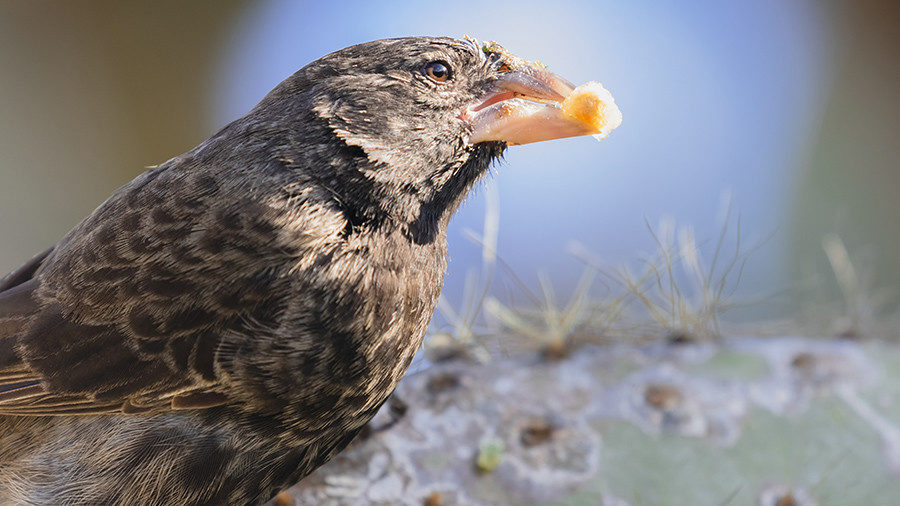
[171,391,229,410]
[0,383,43,403]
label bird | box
[0,36,619,504]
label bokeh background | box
[1,0,898,324]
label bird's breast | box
[265,231,446,431]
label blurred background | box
[0,0,898,325]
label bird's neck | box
[371,143,503,246]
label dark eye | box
[424,61,451,82]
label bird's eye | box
[424,61,452,83]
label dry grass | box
[427,192,757,360]
[606,205,753,342]
[425,189,890,362]
[564,196,761,344]
[483,267,623,358]
[820,233,893,339]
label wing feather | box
[0,162,297,416]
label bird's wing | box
[0,275,228,415]
[0,164,295,416]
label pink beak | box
[465,63,621,146]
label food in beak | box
[467,76,622,146]
[561,82,622,141]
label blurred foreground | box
[278,335,900,505]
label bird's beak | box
[464,62,622,146]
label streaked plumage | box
[0,36,601,504]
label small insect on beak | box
[464,56,622,146]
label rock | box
[282,336,900,505]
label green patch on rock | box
[862,342,900,427]
[475,438,505,474]
[686,350,770,381]
[561,399,899,506]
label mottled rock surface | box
[278,337,900,505]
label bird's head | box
[251,36,620,243]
